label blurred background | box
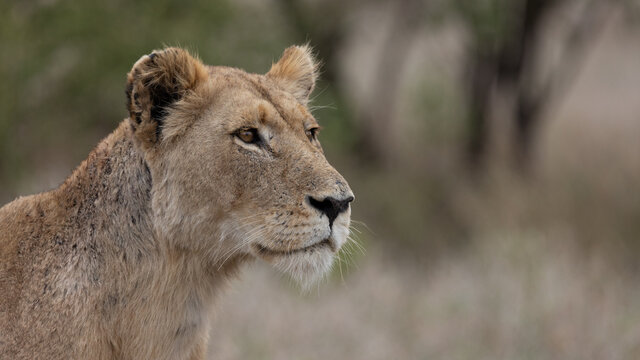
[2,0,640,358]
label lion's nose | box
[307,195,354,227]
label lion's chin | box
[253,240,336,291]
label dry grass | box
[208,235,640,360]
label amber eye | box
[305,127,319,142]
[235,128,259,144]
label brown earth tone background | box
[2,0,640,359]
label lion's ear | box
[125,47,208,147]
[266,45,318,105]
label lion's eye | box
[235,128,259,144]
[305,127,319,142]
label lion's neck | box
[55,121,235,357]
[58,121,157,263]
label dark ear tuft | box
[125,47,207,147]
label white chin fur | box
[271,246,335,291]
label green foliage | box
[2,0,639,272]
[452,0,522,49]
[0,0,318,199]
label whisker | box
[348,237,365,254]
[350,220,375,236]
[216,226,268,269]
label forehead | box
[207,66,316,129]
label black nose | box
[307,195,354,227]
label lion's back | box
[0,193,77,358]
[0,196,34,356]
[0,196,34,310]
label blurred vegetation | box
[3,0,640,358]
[0,0,309,196]
[1,0,640,270]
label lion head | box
[124,46,354,286]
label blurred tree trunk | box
[500,0,555,172]
[277,0,423,166]
[278,0,613,172]
[464,50,496,170]
[462,0,557,172]
[461,0,614,174]
[358,0,423,165]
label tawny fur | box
[0,46,353,360]
[266,45,318,105]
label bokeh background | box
[2,0,640,358]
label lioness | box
[0,45,353,359]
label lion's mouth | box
[254,238,334,257]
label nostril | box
[307,196,330,213]
[307,195,352,228]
